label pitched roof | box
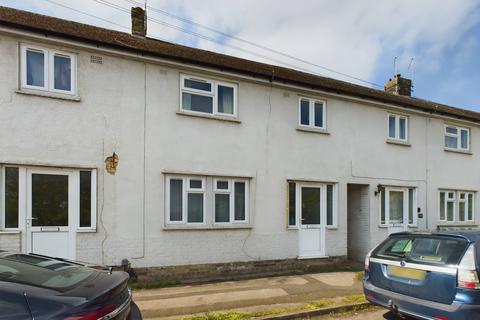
[1,6,479,122]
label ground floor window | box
[165,175,249,227]
[379,186,417,227]
[439,190,474,224]
[1,166,97,231]
[287,181,337,228]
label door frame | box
[297,182,326,258]
[25,167,78,260]
[384,187,409,233]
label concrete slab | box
[309,272,356,287]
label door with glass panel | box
[298,184,326,258]
[26,168,76,260]
[386,188,408,234]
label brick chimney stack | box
[384,74,412,96]
[131,7,147,37]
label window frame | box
[166,175,206,226]
[379,187,417,227]
[298,97,327,130]
[20,44,77,96]
[387,113,408,142]
[213,178,249,225]
[444,124,470,151]
[287,181,337,229]
[77,169,97,232]
[439,190,475,224]
[180,74,238,118]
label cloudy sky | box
[2,0,480,110]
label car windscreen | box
[373,235,469,266]
[0,254,96,291]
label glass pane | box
[182,92,213,114]
[216,181,229,190]
[381,190,386,224]
[459,202,465,221]
[26,50,44,87]
[408,189,414,224]
[439,192,445,220]
[5,168,19,229]
[215,194,229,223]
[187,193,203,223]
[169,179,183,221]
[314,102,324,128]
[447,201,454,221]
[54,55,71,91]
[234,182,246,221]
[327,184,333,226]
[300,100,310,126]
[32,174,68,227]
[389,191,404,223]
[301,187,320,225]
[445,135,457,149]
[184,79,211,91]
[399,118,406,140]
[189,179,202,189]
[468,194,473,220]
[388,115,396,138]
[79,171,92,228]
[461,130,468,149]
[446,126,458,134]
[218,85,234,114]
[288,182,296,226]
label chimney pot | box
[131,7,147,37]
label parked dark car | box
[0,251,142,320]
[364,231,480,320]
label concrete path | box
[133,272,363,319]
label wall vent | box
[90,55,103,64]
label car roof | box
[391,230,480,242]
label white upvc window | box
[180,74,238,117]
[387,113,408,141]
[20,44,77,95]
[444,125,469,151]
[166,176,206,225]
[379,187,417,227]
[287,181,337,229]
[298,97,326,129]
[439,190,475,224]
[214,179,248,224]
[78,170,97,231]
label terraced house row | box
[0,6,479,274]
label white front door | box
[298,184,326,258]
[26,168,77,260]
[386,188,409,234]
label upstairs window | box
[444,125,469,151]
[388,114,408,141]
[180,75,237,117]
[20,44,77,95]
[298,97,326,129]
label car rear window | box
[373,235,469,266]
[0,254,96,291]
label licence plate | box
[387,265,426,281]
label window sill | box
[0,230,21,234]
[163,224,252,231]
[437,223,477,227]
[386,139,410,147]
[176,111,241,123]
[16,89,81,102]
[326,226,338,230]
[296,126,330,135]
[444,148,472,155]
[76,229,97,233]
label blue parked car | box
[0,251,142,320]
[364,231,480,320]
